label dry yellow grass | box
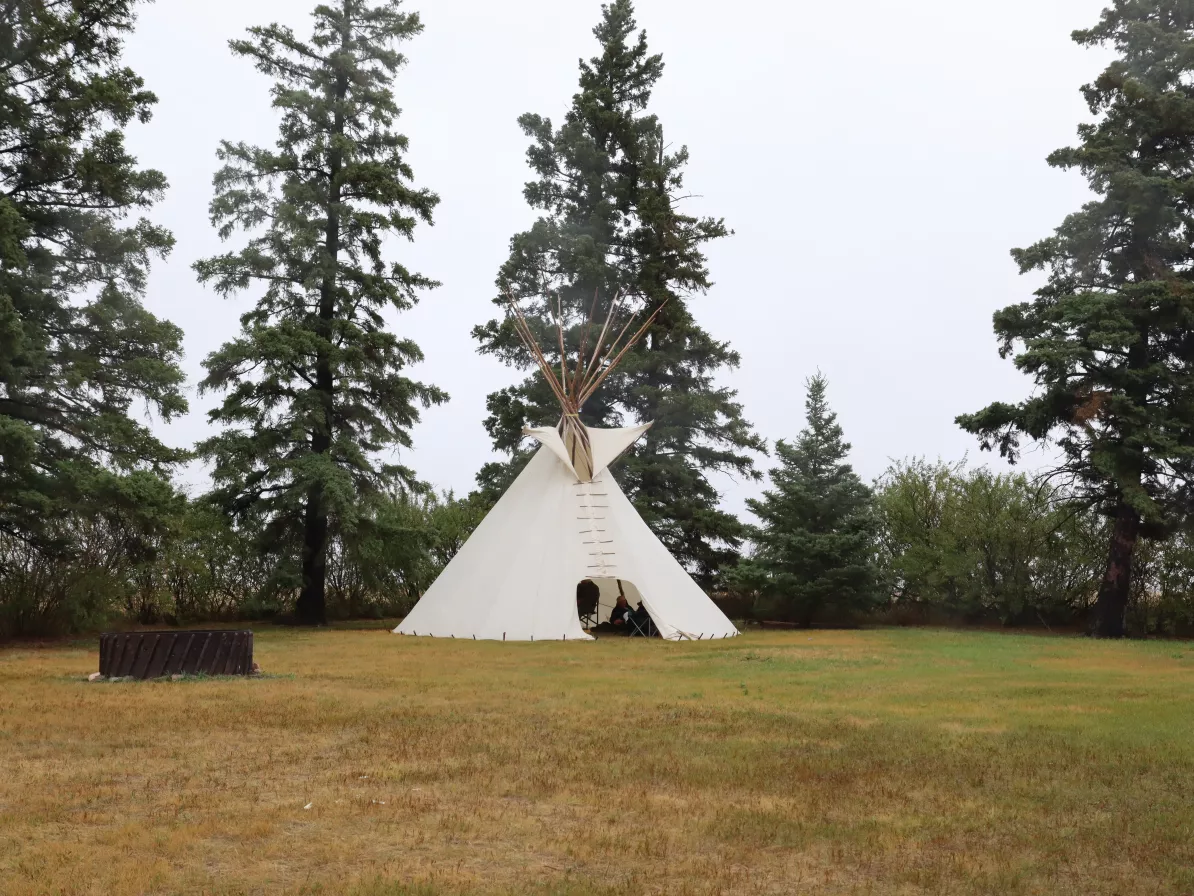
[2,626,1194,895]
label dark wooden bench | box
[99,630,254,679]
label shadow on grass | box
[78,672,296,684]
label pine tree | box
[472,0,762,584]
[734,374,878,627]
[195,0,443,625]
[0,0,187,551]
[958,1,1194,638]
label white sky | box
[122,0,1113,518]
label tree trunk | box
[297,302,336,626]
[1091,499,1140,638]
[1089,311,1149,640]
[297,486,329,625]
[796,597,817,629]
[295,4,350,626]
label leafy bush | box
[874,459,1105,625]
[0,479,485,637]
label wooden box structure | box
[99,630,253,679]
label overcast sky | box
[122,0,1114,518]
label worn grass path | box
[2,627,1193,895]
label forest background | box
[6,0,1194,639]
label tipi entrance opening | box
[578,577,646,631]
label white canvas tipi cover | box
[393,425,739,642]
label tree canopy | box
[733,374,878,626]
[194,0,443,624]
[0,0,187,554]
[958,0,1194,637]
[472,0,763,584]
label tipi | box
[394,292,739,642]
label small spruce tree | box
[195,0,443,625]
[734,374,878,627]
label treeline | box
[9,442,1194,638]
[873,460,1194,635]
[720,377,1194,638]
[0,485,483,637]
[6,0,1194,640]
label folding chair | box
[576,580,600,631]
[629,613,657,638]
[578,600,599,630]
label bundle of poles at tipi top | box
[505,288,665,481]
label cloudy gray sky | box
[122,0,1113,517]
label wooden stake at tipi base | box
[393,291,739,642]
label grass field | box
[2,627,1194,895]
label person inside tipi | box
[610,594,631,629]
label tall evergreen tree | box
[473,0,762,585]
[733,374,878,627]
[958,1,1194,638]
[195,0,443,625]
[0,0,187,551]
